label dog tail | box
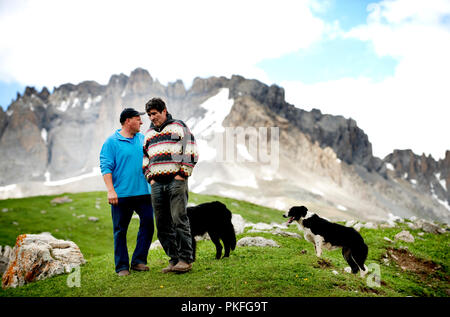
[229,222,237,250]
[221,202,237,251]
[224,206,237,251]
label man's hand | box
[107,189,119,205]
[150,180,155,185]
[103,173,118,205]
[174,175,185,181]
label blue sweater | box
[100,130,150,198]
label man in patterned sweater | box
[143,97,199,273]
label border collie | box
[187,201,236,260]
[284,206,368,276]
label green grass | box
[0,191,448,297]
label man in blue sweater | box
[100,108,154,276]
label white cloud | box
[2,0,448,160]
[284,0,450,160]
[0,0,325,88]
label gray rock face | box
[384,150,450,206]
[0,70,380,186]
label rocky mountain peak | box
[384,149,449,207]
[107,73,129,89]
[167,79,186,99]
[126,68,154,96]
[39,87,50,101]
[224,76,378,173]
[0,67,448,224]
[189,76,229,96]
[24,86,38,97]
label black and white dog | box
[284,206,368,276]
[187,201,237,260]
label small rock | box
[12,221,19,226]
[389,213,404,223]
[251,222,273,231]
[231,214,246,235]
[394,230,415,243]
[40,210,47,214]
[1,208,8,213]
[353,223,363,232]
[383,237,393,243]
[50,196,73,205]
[332,270,339,275]
[418,232,424,236]
[150,240,162,250]
[237,237,280,248]
[364,222,378,229]
[271,228,302,239]
[271,222,288,229]
[345,220,357,227]
[407,222,420,230]
[88,217,99,222]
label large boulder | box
[0,245,13,276]
[2,232,85,289]
[394,230,415,243]
[416,219,446,234]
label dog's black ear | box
[299,206,308,217]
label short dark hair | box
[119,107,144,124]
[145,97,166,113]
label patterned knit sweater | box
[143,114,199,182]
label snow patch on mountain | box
[191,88,234,136]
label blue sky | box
[0,0,449,159]
[257,37,398,83]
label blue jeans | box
[111,195,154,272]
[151,179,193,264]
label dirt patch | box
[314,258,333,269]
[386,247,441,274]
[359,285,383,295]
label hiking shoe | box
[161,263,176,274]
[172,261,192,273]
[131,263,149,271]
[117,270,130,276]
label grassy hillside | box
[0,191,448,298]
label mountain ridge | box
[0,68,448,224]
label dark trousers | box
[151,179,193,264]
[111,195,154,272]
